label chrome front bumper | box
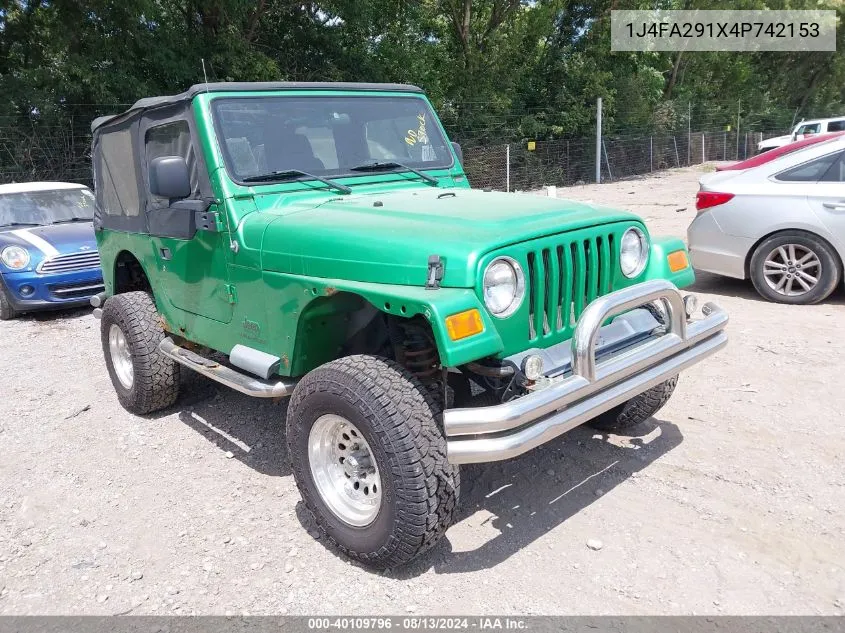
[445,279,728,464]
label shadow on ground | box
[16,305,91,323]
[161,361,684,576]
[416,417,683,575]
[691,270,845,306]
[168,371,291,478]
[293,414,683,576]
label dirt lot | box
[1,165,844,616]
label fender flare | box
[273,273,504,371]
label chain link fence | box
[460,129,772,192]
[0,101,805,190]
[0,106,118,187]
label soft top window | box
[210,95,453,183]
[146,121,191,165]
[144,120,200,207]
[96,126,141,218]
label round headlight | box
[620,227,649,278]
[1,245,30,270]
[483,257,525,318]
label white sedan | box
[688,136,845,304]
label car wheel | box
[286,355,460,569]
[0,284,17,321]
[588,376,678,432]
[100,291,181,414]
[750,231,840,305]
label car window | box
[826,120,845,133]
[145,120,198,206]
[820,152,845,182]
[97,127,141,217]
[211,96,453,182]
[0,188,95,226]
[365,113,442,163]
[775,152,842,182]
[796,123,821,136]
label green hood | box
[257,187,638,287]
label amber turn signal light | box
[667,250,689,272]
[445,309,484,341]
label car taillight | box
[696,191,734,212]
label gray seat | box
[265,129,325,173]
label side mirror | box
[451,142,464,167]
[149,156,191,199]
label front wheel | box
[588,376,678,432]
[287,355,460,569]
[749,231,840,305]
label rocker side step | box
[158,337,298,399]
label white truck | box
[757,116,845,154]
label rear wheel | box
[749,231,840,305]
[287,355,460,569]
[588,376,678,432]
[0,285,17,320]
[100,291,180,414]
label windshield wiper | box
[242,169,351,194]
[349,161,438,186]
[52,217,92,224]
[0,222,42,228]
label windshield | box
[0,188,95,227]
[211,95,454,183]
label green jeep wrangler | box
[90,82,728,569]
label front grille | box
[48,280,104,300]
[525,231,618,343]
[38,251,101,274]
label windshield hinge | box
[196,209,221,232]
[426,255,444,290]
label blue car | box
[0,182,104,320]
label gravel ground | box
[1,165,843,615]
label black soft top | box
[91,81,425,132]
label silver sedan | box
[688,136,845,304]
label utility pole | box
[650,136,653,172]
[595,97,603,183]
[687,101,692,166]
[736,99,741,160]
[505,144,510,192]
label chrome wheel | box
[108,324,134,389]
[308,414,382,527]
[763,244,821,297]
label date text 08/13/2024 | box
[306,617,528,630]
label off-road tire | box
[287,355,460,569]
[100,291,180,414]
[749,231,840,305]
[0,284,17,320]
[588,376,678,432]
